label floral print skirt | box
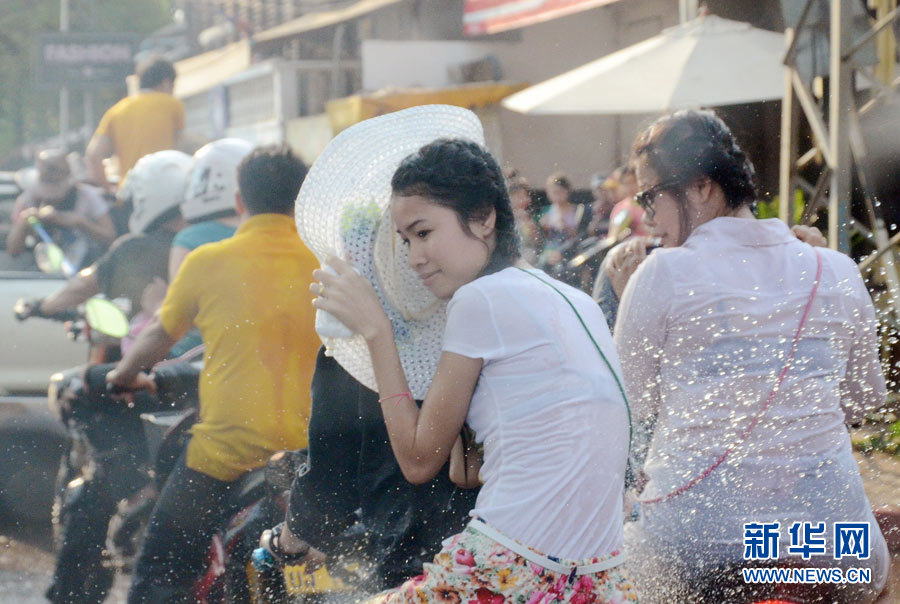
[364,521,639,604]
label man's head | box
[590,172,615,218]
[137,56,176,92]
[30,149,76,203]
[237,144,307,216]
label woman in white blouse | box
[612,109,889,602]
[313,138,638,603]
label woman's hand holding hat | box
[295,105,483,398]
[312,256,392,343]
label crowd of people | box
[4,54,892,604]
[504,163,646,293]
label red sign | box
[463,0,621,36]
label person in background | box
[7,148,116,269]
[86,56,185,192]
[32,150,193,604]
[29,151,190,324]
[537,171,592,287]
[507,172,541,265]
[613,109,888,602]
[169,137,253,279]
[607,165,647,240]
[107,144,317,603]
[587,171,616,238]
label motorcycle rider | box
[107,144,318,603]
[168,138,253,279]
[22,150,194,604]
[262,348,478,591]
[30,150,191,321]
[6,148,116,269]
[86,56,184,193]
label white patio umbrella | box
[502,14,786,115]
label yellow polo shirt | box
[94,91,185,177]
[159,214,317,481]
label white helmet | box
[122,150,193,234]
[181,138,254,223]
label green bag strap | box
[515,268,633,455]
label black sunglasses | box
[634,179,681,219]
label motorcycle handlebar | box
[13,297,79,323]
[105,381,129,396]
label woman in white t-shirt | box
[612,109,889,603]
[312,138,638,603]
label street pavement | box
[0,525,126,603]
[0,532,56,604]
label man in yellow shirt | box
[107,144,317,602]
[86,56,185,191]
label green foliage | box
[756,188,806,224]
[852,417,900,456]
[0,0,173,162]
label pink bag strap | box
[639,248,823,505]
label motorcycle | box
[16,296,133,536]
[191,449,303,603]
[567,210,632,270]
[540,209,635,291]
[20,289,203,604]
[695,559,842,604]
[249,495,375,604]
[107,373,299,603]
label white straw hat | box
[295,105,485,398]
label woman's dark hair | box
[391,138,520,276]
[546,171,572,190]
[632,109,757,209]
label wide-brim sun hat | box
[296,105,485,399]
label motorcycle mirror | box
[34,241,67,275]
[84,297,130,339]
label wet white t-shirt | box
[442,267,629,560]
